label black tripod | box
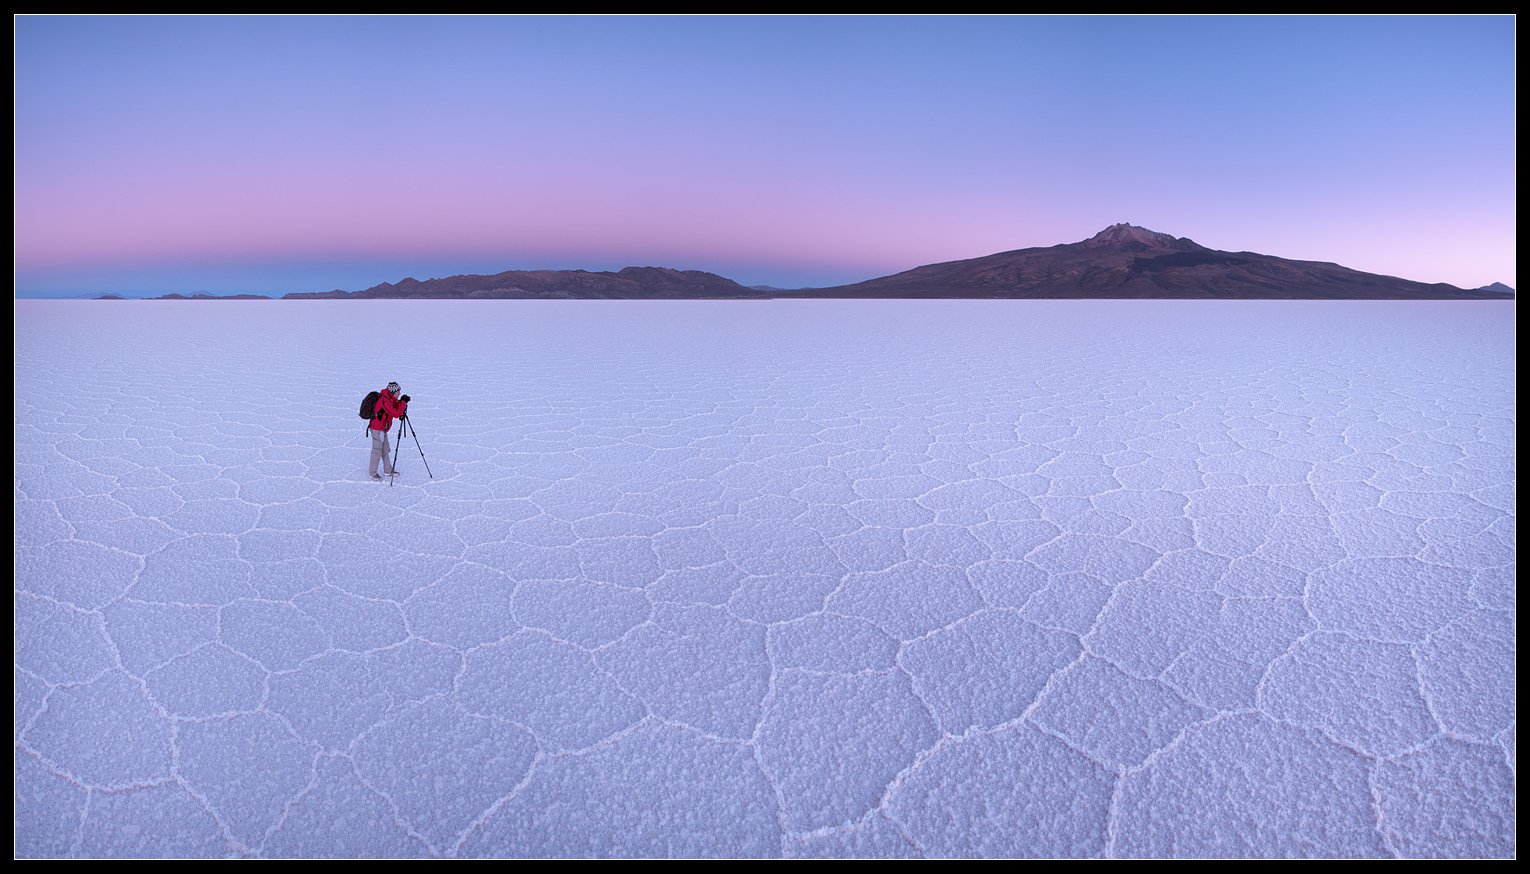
[390,414,434,487]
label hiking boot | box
[370,473,383,480]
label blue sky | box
[14,15,1516,297]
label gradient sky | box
[14,15,1517,297]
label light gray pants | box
[369,427,395,477]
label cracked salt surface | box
[13,300,1514,858]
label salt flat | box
[13,300,1515,858]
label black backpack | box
[359,391,381,420]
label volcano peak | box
[1083,223,1200,250]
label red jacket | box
[370,388,408,432]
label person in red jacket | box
[368,381,410,480]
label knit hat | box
[387,382,401,394]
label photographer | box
[368,381,410,480]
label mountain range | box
[282,266,753,300]
[108,225,1512,300]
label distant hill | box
[152,293,273,300]
[806,224,1506,300]
[1473,282,1515,296]
[283,266,758,300]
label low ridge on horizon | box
[93,225,1513,301]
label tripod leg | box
[405,416,434,479]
